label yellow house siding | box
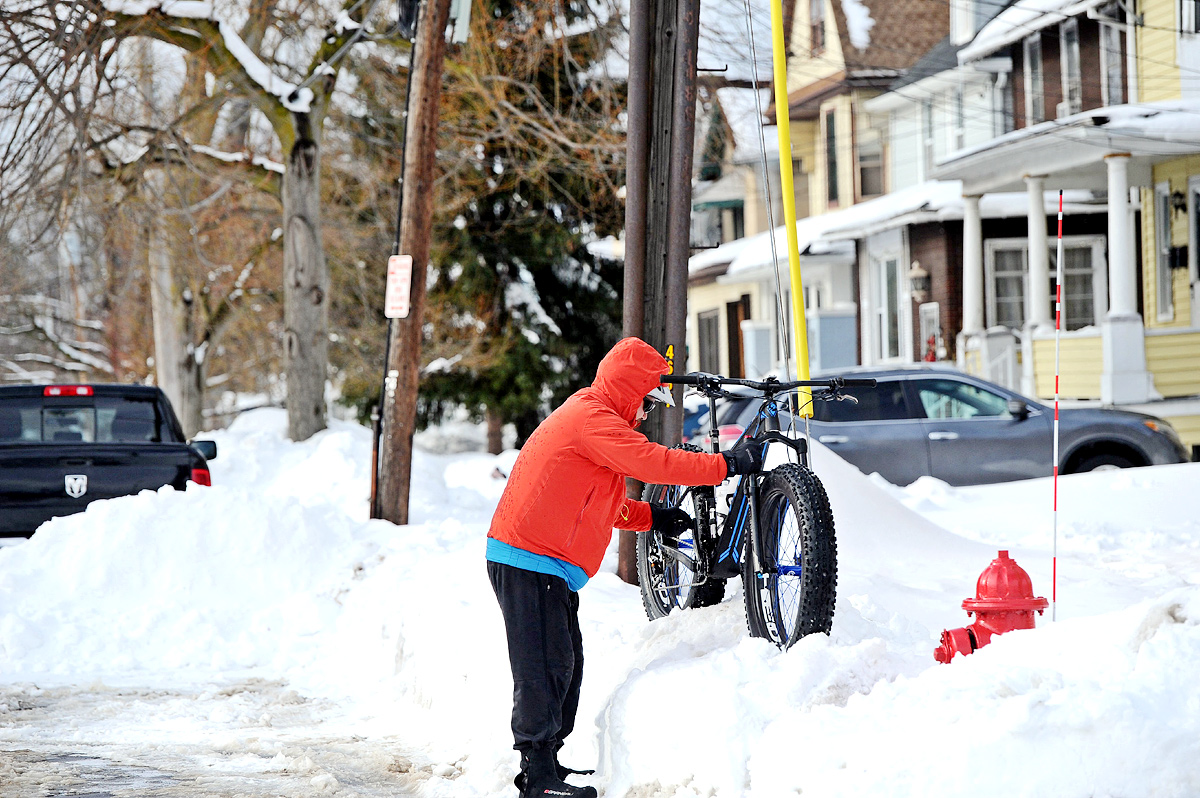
[1031,335,1103,399]
[812,96,855,216]
[1145,330,1200,396]
[1163,413,1200,451]
[1138,0,1182,102]
[788,0,844,90]
[687,280,758,374]
[1143,160,1200,329]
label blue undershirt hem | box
[486,537,590,592]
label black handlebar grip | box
[839,378,878,387]
[661,374,701,385]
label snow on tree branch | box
[101,0,315,113]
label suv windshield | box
[0,396,167,443]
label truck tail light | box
[190,468,212,486]
[44,385,93,397]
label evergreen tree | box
[418,0,626,450]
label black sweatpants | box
[487,561,584,752]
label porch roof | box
[817,180,1104,240]
[693,171,746,210]
[957,0,1110,64]
[931,101,1200,194]
[722,215,856,280]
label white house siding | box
[890,106,921,190]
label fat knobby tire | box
[743,463,837,648]
[637,444,726,620]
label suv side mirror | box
[1006,399,1030,421]
[191,439,218,460]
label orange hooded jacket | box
[488,337,728,577]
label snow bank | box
[2,409,1198,797]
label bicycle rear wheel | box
[743,463,837,648]
[637,446,726,620]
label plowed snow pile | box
[2,409,1198,797]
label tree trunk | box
[282,120,329,442]
[377,0,453,526]
[486,408,503,455]
[146,169,204,437]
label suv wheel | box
[1075,453,1136,472]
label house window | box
[1060,19,1083,116]
[1101,22,1124,106]
[1190,178,1200,288]
[985,236,1108,331]
[919,302,943,361]
[1183,0,1200,34]
[1155,183,1176,321]
[876,256,902,360]
[698,310,721,373]
[858,140,884,197]
[1024,35,1045,124]
[810,0,825,55]
[951,0,974,45]
[825,109,839,205]
[992,247,1027,328]
[729,206,745,240]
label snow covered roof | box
[958,0,1109,63]
[687,234,756,275]
[715,87,778,164]
[934,99,1200,192]
[817,181,1103,240]
[841,0,876,50]
[722,215,856,278]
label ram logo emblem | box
[65,474,88,499]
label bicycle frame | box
[657,373,873,591]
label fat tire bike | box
[636,372,875,649]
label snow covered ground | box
[1,408,1198,797]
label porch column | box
[1101,154,1155,404]
[1022,175,1050,395]
[961,194,984,334]
[1025,175,1051,328]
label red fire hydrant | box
[934,550,1048,663]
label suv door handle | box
[818,435,849,444]
[927,431,959,441]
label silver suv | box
[712,366,1190,486]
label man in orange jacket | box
[487,337,764,798]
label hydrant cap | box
[961,550,1049,612]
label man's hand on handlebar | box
[723,438,766,477]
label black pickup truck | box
[0,384,216,537]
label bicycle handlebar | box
[662,372,876,393]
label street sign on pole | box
[384,255,413,319]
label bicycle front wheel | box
[743,463,837,648]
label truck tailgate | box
[0,443,197,535]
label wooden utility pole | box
[618,0,701,583]
[375,0,453,526]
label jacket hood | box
[592,337,670,422]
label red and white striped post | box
[1052,190,1064,621]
